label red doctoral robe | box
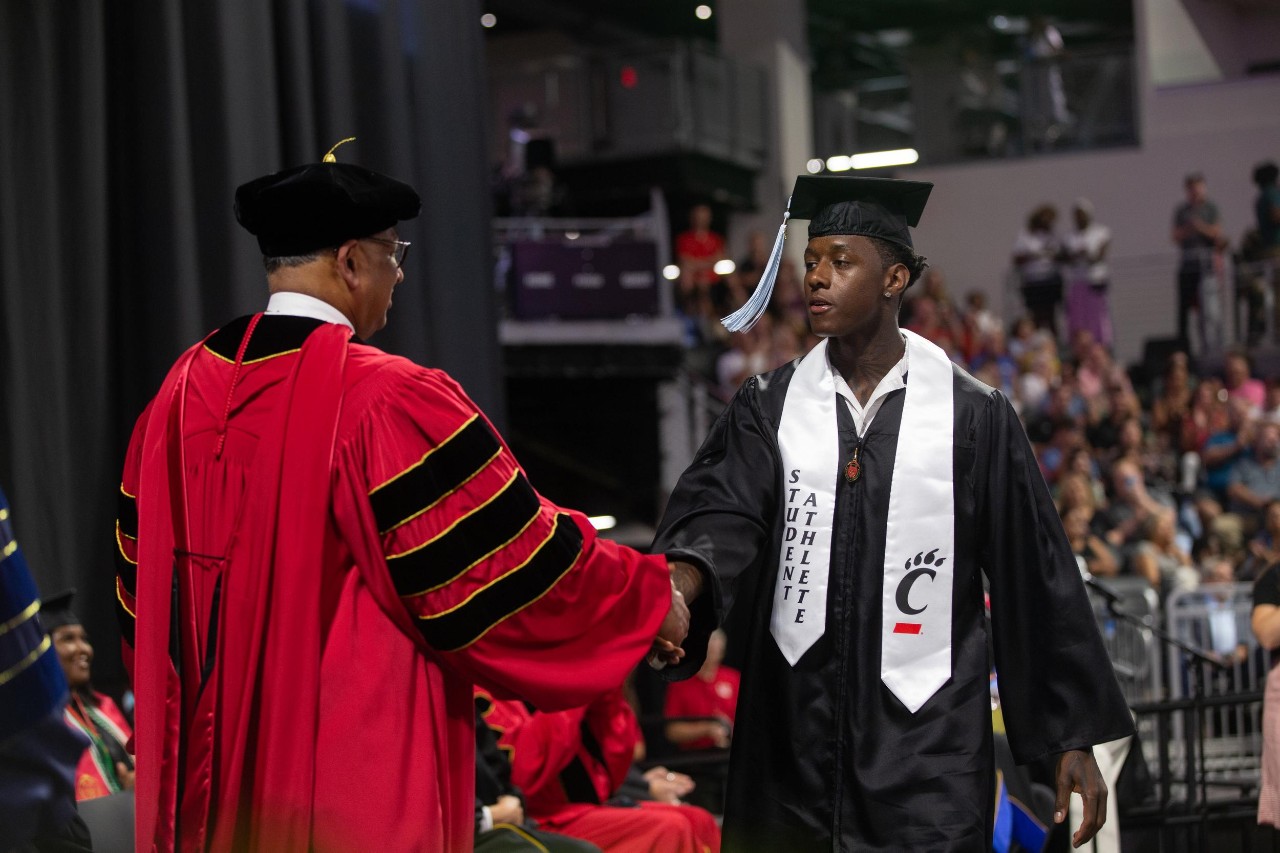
[114,315,671,852]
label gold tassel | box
[322,137,357,163]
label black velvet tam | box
[234,162,421,257]
[790,175,933,249]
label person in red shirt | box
[676,203,727,298]
[664,628,738,751]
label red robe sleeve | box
[332,361,672,711]
[482,688,638,813]
[481,694,591,809]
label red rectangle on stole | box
[892,622,922,634]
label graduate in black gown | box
[652,175,1133,852]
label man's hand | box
[1053,748,1107,848]
[489,794,525,826]
[649,575,691,669]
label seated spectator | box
[474,703,600,853]
[1102,458,1174,552]
[1034,418,1086,484]
[1228,420,1280,527]
[1075,340,1124,403]
[1016,343,1059,414]
[1086,381,1142,457]
[1007,315,1050,372]
[1056,469,1107,523]
[1200,394,1255,504]
[1183,490,1244,567]
[1063,505,1120,578]
[1264,377,1280,424]
[968,325,1017,399]
[478,687,721,853]
[43,590,134,801]
[1131,509,1199,595]
[959,289,1001,363]
[1224,349,1266,411]
[904,295,959,358]
[1151,351,1195,446]
[664,629,739,752]
[1240,500,1280,581]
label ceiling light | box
[480,13,496,28]
[849,148,919,169]
[695,5,712,20]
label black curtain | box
[0,0,501,690]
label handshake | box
[648,560,701,670]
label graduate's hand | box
[650,571,692,669]
[1053,748,1107,848]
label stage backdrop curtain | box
[0,0,501,690]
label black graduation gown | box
[652,358,1133,853]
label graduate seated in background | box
[42,590,134,801]
[654,174,1133,852]
[477,688,721,853]
[473,703,600,853]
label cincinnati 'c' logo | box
[892,549,946,634]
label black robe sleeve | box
[652,378,781,679]
[976,390,1134,764]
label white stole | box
[772,330,954,713]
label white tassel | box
[721,207,790,333]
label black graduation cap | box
[40,588,80,632]
[234,138,421,257]
[792,175,932,248]
[721,174,934,333]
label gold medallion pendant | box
[844,448,861,483]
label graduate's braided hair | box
[870,237,929,290]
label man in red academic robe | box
[115,146,710,852]
[478,688,720,853]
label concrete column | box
[719,0,814,261]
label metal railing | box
[1093,579,1277,848]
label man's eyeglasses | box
[362,237,411,269]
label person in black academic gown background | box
[653,175,1132,852]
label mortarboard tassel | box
[720,200,790,333]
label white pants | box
[1068,736,1133,853]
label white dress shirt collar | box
[829,337,910,437]
[264,291,354,333]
